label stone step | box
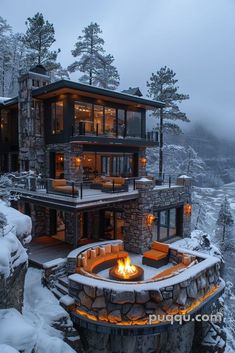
[58,276,69,288]
[55,282,69,296]
[51,287,64,300]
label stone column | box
[176,176,192,237]
[123,178,155,254]
[64,212,80,247]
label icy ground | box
[0,268,76,353]
[191,182,235,353]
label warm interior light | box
[75,157,81,167]
[184,203,192,216]
[116,256,138,279]
[140,157,147,168]
[146,214,156,226]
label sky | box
[1,0,235,139]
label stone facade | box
[122,177,192,254]
[18,70,50,174]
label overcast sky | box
[1,0,235,139]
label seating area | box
[77,242,128,273]
[51,179,78,196]
[142,241,170,268]
[91,176,128,192]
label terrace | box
[43,240,224,335]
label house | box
[0,65,191,254]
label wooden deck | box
[28,236,73,268]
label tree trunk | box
[159,107,163,178]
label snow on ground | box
[0,268,76,353]
[0,200,32,242]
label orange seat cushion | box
[53,185,78,194]
[143,249,168,261]
[52,179,67,187]
[151,241,169,253]
[84,251,128,273]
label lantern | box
[140,157,147,168]
[146,214,156,226]
[75,157,82,168]
[184,203,192,216]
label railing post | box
[112,180,115,193]
[46,179,49,193]
[72,182,75,198]
[133,178,136,190]
[169,176,172,188]
[80,183,83,199]
[96,123,99,136]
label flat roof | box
[32,80,165,109]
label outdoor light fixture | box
[184,202,192,216]
[75,157,82,168]
[140,157,147,168]
[146,213,156,226]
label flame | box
[116,256,137,279]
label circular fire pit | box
[109,256,144,281]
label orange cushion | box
[85,251,128,272]
[143,249,168,261]
[52,179,67,187]
[151,241,169,253]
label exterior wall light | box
[184,203,192,216]
[75,157,82,168]
[146,214,156,226]
[140,157,147,168]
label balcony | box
[70,121,158,147]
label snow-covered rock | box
[0,344,20,353]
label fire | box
[116,256,137,279]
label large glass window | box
[126,111,142,138]
[74,101,93,134]
[104,107,116,137]
[117,109,125,137]
[152,207,181,241]
[51,101,64,134]
[94,105,104,135]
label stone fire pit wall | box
[68,243,222,325]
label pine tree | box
[68,22,119,89]
[0,16,12,96]
[95,54,119,89]
[147,66,190,176]
[217,196,234,244]
[0,212,7,236]
[23,13,60,72]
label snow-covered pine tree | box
[0,16,12,96]
[0,212,7,236]
[147,66,190,176]
[216,196,234,246]
[94,54,119,89]
[23,13,60,72]
[68,22,119,89]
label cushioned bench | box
[77,242,128,273]
[142,241,170,268]
[51,179,78,196]
[150,254,193,280]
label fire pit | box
[109,256,144,281]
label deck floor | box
[28,236,73,267]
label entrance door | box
[100,210,124,240]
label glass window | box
[94,105,104,135]
[117,109,125,137]
[104,107,116,136]
[51,101,64,134]
[126,111,142,138]
[74,102,93,134]
[169,209,177,237]
[159,210,168,240]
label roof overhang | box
[32,80,165,110]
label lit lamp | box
[140,157,147,168]
[184,203,192,216]
[146,214,156,226]
[75,156,82,168]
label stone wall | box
[122,178,192,254]
[0,262,27,312]
[69,261,221,326]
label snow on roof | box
[0,97,11,103]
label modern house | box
[0,65,191,253]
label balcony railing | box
[72,121,158,142]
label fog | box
[1,0,235,139]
